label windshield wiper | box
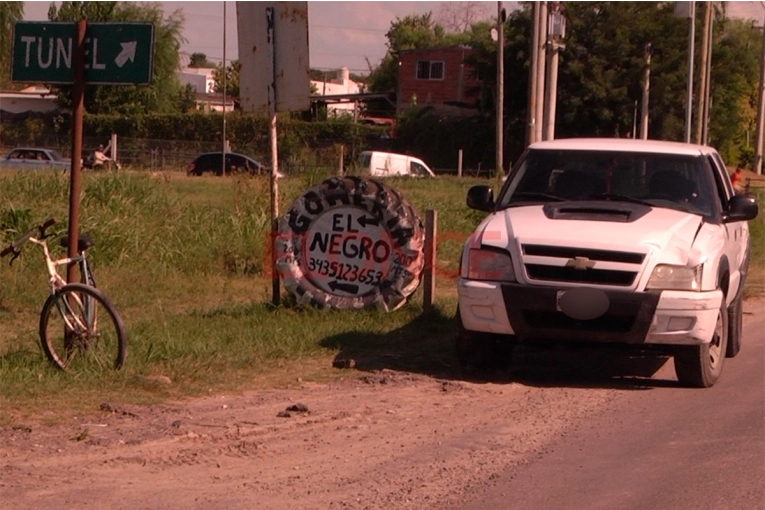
[508,192,565,203]
[590,193,654,206]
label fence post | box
[458,150,463,177]
[272,217,280,306]
[111,133,118,165]
[423,209,437,312]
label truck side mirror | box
[467,185,495,212]
[724,194,758,223]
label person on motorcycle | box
[91,145,112,170]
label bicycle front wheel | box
[39,283,127,371]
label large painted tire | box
[276,176,424,311]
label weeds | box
[0,171,475,421]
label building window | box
[416,60,445,80]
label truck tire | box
[674,300,728,388]
[727,240,749,358]
[726,293,743,358]
[456,309,515,370]
[277,177,424,311]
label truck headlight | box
[646,264,702,291]
[462,247,516,281]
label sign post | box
[67,20,86,285]
[237,1,310,305]
[12,20,155,283]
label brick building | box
[396,46,481,114]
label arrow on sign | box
[328,281,360,294]
[115,41,137,67]
[357,216,380,228]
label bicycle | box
[1,218,127,371]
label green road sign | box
[11,22,155,85]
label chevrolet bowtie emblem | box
[566,256,596,270]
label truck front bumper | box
[457,279,722,346]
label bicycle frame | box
[27,237,98,336]
[29,237,94,290]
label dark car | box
[187,152,282,177]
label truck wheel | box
[726,293,743,358]
[456,310,514,370]
[674,301,728,388]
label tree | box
[212,60,240,109]
[0,1,24,89]
[189,52,214,68]
[706,16,762,165]
[436,1,492,33]
[552,2,686,140]
[47,1,189,115]
[367,13,447,95]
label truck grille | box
[521,244,645,287]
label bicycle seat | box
[60,234,94,252]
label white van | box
[358,151,435,177]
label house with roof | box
[396,46,481,114]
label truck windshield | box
[497,149,719,217]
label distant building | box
[176,67,235,112]
[397,46,481,114]
[311,67,364,117]
[177,67,216,94]
[0,86,59,115]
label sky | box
[20,1,765,74]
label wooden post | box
[67,19,86,285]
[457,149,463,178]
[267,7,280,305]
[423,209,437,312]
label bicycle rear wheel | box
[39,283,127,371]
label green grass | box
[0,171,762,424]
[744,190,765,298]
[0,171,483,423]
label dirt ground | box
[4,300,764,510]
[1,345,676,510]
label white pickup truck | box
[457,138,759,387]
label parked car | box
[187,152,284,178]
[0,147,71,171]
[358,151,435,177]
[457,138,758,388]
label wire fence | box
[0,135,497,176]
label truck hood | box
[478,204,705,266]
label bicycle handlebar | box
[0,217,57,258]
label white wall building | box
[177,67,216,94]
[0,86,59,114]
[311,67,364,117]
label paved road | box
[453,299,765,510]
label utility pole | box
[640,43,651,140]
[527,2,540,146]
[534,1,547,144]
[675,1,695,143]
[695,1,712,144]
[755,22,765,175]
[497,2,505,175]
[222,1,227,176]
[544,2,566,141]
[702,5,714,146]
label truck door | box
[709,153,745,301]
